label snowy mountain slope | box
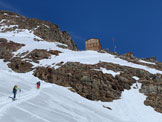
[0,60,162,122]
[0,12,162,122]
[0,63,126,122]
[1,29,162,74]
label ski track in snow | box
[0,69,129,122]
[16,106,51,122]
[0,68,52,121]
[0,88,39,117]
[0,81,52,122]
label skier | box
[13,85,18,100]
[36,81,41,89]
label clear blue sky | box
[0,0,162,61]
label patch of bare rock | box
[118,52,162,71]
[33,62,149,101]
[25,49,62,63]
[8,57,33,73]
[139,73,162,113]
[0,38,24,61]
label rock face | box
[8,57,33,73]
[33,62,123,101]
[123,52,134,59]
[33,62,140,101]
[139,74,162,113]
[0,38,24,61]
[118,52,162,71]
[145,56,157,62]
[25,49,62,63]
[0,10,78,51]
[33,61,162,113]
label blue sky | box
[0,0,162,61]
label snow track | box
[0,88,40,117]
[0,68,128,122]
[0,78,53,122]
[15,106,51,122]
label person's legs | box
[13,92,16,99]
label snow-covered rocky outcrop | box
[0,10,162,122]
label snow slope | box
[1,60,162,122]
[0,29,162,122]
[139,59,156,65]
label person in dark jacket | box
[36,81,41,89]
[13,85,18,100]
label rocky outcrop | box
[144,56,156,62]
[33,61,162,113]
[33,62,141,101]
[34,63,121,101]
[144,95,162,113]
[0,10,78,51]
[8,57,33,73]
[123,52,134,59]
[61,31,78,51]
[25,49,61,63]
[118,52,162,71]
[139,74,162,113]
[0,38,24,61]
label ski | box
[8,96,17,101]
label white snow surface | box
[94,68,120,77]
[3,13,8,16]
[132,76,140,81]
[0,28,162,122]
[139,59,156,65]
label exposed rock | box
[68,88,76,92]
[16,51,29,57]
[0,10,78,51]
[25,49,62,63]
[144,56,156,62]
[56,61,64,66]
[26,49,50,61]
[8,57,33,73]
[118,53,162,71]
[32,60,162,113]
[56,44,68,49]
[61,31,78,51]
[33,62,139,102]
[103,105,112,110]
[49,50,62,56]
[144,94,162,113]
[139,73,162,113]
[116,75,134,90]
[123,52,134,59]
[0,38,24,61]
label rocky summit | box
[0,10,77,51]
[0,10,162,121]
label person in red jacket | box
[36,81,41,89]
